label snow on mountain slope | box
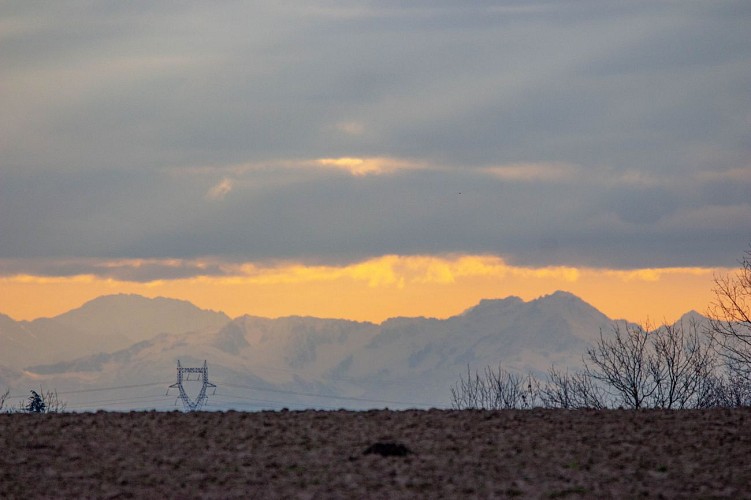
[2,291,710,411]
[0,314,36,368]
[331,291,615,404]
[0,313,109,369]
[0,294,230,370]
[675,310,711,328]
[210,316,380,383]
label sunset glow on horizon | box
[0,254,726,325]
[1,3,749,333]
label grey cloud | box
[0,258,231,282]
[1,1,749,271]
[3,165,748,273]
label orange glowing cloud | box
[314,157,424,176]
[205,177,234,200]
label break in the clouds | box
[1,1,750,277]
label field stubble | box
[1,408,749,498]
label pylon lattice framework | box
[168,360,217,412]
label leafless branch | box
[707,247,751,380]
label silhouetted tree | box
[454,319,727,409]
[26,390,46,413]
[708,247,751,383]
[584,322,657,409]
[650,319,717,409]
[584,319,721,409]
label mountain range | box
[0,292,704,411]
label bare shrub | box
[0,389,8,413]
[706,372,751,407]
[539,366,605,409]
[450,365,537,409]
[18,388,67,414]
[455,318,728,410]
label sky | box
[1,1,749,323]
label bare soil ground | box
[1,408,750,498]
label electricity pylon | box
[167,360,217,412]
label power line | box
[7,383,445,411]
[209,392,342,411]
[58,382,170,395]
[4,365,447,411]
[219,381,443,408]
[65,394,172,410]
[5,382,170,400]
[217,359,366,385]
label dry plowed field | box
[1,409,749,498]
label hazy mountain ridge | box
[0,294,231,370]
[0,292,709,410]
[53,294,230,344]
[0,314,110,369]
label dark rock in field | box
[363,442,412,457]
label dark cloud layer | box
[1,1,749,275]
